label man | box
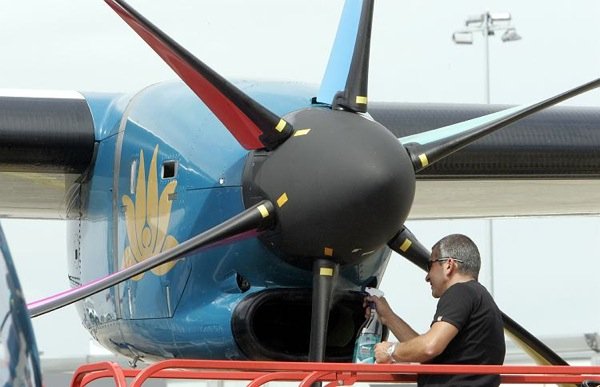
[368,234,505,386]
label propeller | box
[329,0,373,113]
[317,0,365,106]
[308,259,339,361]
[104,0,293,150]
[28,201,275,317]
[99,0,600,364]
[388,226,569,366]
[401,78,600,172]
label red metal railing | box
[70,359,600,387]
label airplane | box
[1,0,599,372]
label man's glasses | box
[427,257,464,271]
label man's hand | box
[365,295,394,325]
[374,341,395,364]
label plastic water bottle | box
[353,288,384,363]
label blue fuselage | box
[67,81,390,361]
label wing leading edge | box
[1,94,599,220]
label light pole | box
[452,12,521,103]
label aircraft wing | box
[0,90,96,219]
[369,102,600,219]
[1,93,599,220]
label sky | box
[0,0,599,360]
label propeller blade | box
[401,78,600,172]
[308,259,338,361]
[388,227,430,272]
[28,201,275,318]
[105,0,293,150]
[502,313,568,366]
[317,0,374,113]
[387,226,570,366]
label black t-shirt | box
[417,280,506,387]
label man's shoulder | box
[446,279,480,295]
[442,280,493,304]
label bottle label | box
[353,333,379,363]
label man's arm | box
[374,321,459,363]
[367,295,419,341]
[383,313,420,342]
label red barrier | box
[70,359,600,386]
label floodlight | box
[489,12,512,22]
[451,10,521,104]
[452,31,474,45]
[501,28,522,42]
[465,14,483,26]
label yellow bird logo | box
[122,145,178,280]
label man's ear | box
[445,260,456,275]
